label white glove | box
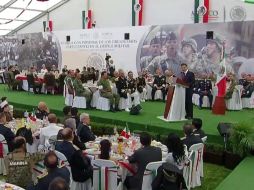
[98,85,103,90]
[121,89,125,93]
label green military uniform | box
[73,78,92,102]
[4,152,45,188]
[97,79,120,108]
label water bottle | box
[24,110,28,118]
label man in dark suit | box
[77,113,95,143]
[0,112,15,152]
[181,63,195,119]
[116,69,128,99]
[182,124,203,150]
[55,128,79,162]
[32,151,70,190]
[192,118,206,138]
[125,132,162,190]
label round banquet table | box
[0,182,25,190]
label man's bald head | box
[61,128,74,141]
[48,113,57,123]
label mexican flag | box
[82,10,92,29]
[194,0,210,23]
[121,127,131,139]
[43,20,53,32]
[132,0,143,26]
[216,42,227,97]
[244,0,254,3]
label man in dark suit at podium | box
[181,63,195,119]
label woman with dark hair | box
[165,133,187,170]
[99,139,111,160]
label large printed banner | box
[1,21,254,78]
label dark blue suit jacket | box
[0,124,15,152]
[77,123,95,143]
[55,140,77,162]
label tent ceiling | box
[0,0,66,36]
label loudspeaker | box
[124,33,130,40]
[206,31,214,39]
[130,104,142,115]
[66,35,70,42]
[217,123,232,136]
[21,39,25,44]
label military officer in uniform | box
[97,71,120,112]
[197,74,213,109]
[116,69,139,111]
[73,73,92,108]
[140,37,161,71]
[181,38,198,73]
[127,71,140,106]
[136,71,147,102]
[241,74,254,98]
[147,32,183,76]
[151,69,166,101]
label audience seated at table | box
[4,137,44,189]
[62,106,72,122]
[27,67,43,94]
[69,150,93,188]
[39,114,63,149]
[55,128,79,162]
[64,118,86,150]
[98,139,118,163]
[0,100,13,122]
[0,112,15,152]
[192,118,206,138]
[165,133,187,170]
[181,124,203,150]
[125,132,162,190]
[48,177,69,190]
[31,151,70,190]
[35,102,49,120]
[77,113,96,143]
[71,107,80,127]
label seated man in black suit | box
[32,151,70,190]
[77,113,95,143]
[0,112,15,152]
[55,128,79,162]
[125,132,162,190]
[182,124,202,150]
[192,118,206,138]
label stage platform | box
[215,157,254,190]
[1,84,254,144]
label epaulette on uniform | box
[37,171,48,180]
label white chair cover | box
[91,90,100,108]
[0,134,8,175]
[242,91,254,108]
[189,143,204,188]
[118,97,131,110]
[93,159,120,190]
[64,84,74,106]
[141,161,165,190]
[26,138,40,154]
[96,93,110,111]
[71,179,92,190]
[183,151,194,190]
[226,85,243,110]
[139,88,147,101]
[130,91,141,106]
[73,96,87,109]
[192,94,199,105]
[192,94,210,107]
[146,84,153,100]
[154,90,163,100]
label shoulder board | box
[37,171,48,179]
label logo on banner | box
[87,53,105,71]
[230,6,246,21]
[134,3,141,12]
[191,9,219,20]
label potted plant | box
[224,122,254,169]
[203,143,224,165]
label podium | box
[158,78,187,122]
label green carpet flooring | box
[215,157,254,190]
[1,84,254,144]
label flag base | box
[212,96,226,115]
